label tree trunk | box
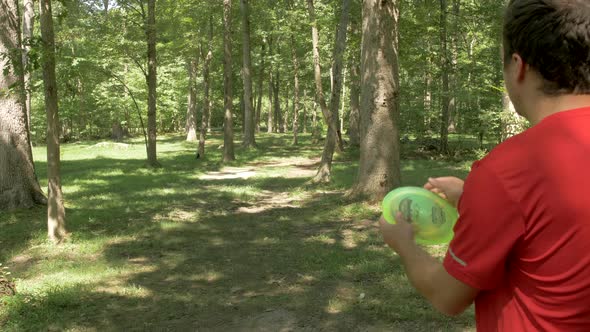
[329,0,350,150]
[439,0,450,154]
[255,42,265,133]
[39,0,67,242]
[291,35,300,145]
[282,84,288,133]
[422,61,431,135]
[22,0,34,131]
[0,0,46,210]
[198,19,213,159]
[352,0,401,200]
[311,101,320,142]
[307,0,338,145]
[273,70,280,133]
[340,68,347,136]
[267,37,274,133]
[307,0,347,182]
[348,61,360,147]
[223,0,235,162]
[103,0,109,17]
[186,58,198,141]
[302,89,308,134]
[448,0,460,133]
[146,0,159,166]
[501,91,521,141]
[207,103,212,133]
[240,0,256,148]
[240,93,245,133]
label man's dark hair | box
[503,0,590,95]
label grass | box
[0,132,475,331]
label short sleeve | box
[443,161,525,290]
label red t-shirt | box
[443,107,590,331]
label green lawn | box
[0,133,474,331]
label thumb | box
[428,177,441,189]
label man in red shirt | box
[378,0,590,330]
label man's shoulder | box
[478,131,529,170]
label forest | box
[1,0,523,330]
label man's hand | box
[378,211,478,317]
[378,213,416,254]
[424,177,464,208]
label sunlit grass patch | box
[1,133,476,331]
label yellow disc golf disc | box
[382,186,459,245]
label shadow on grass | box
[1,133,475,331]
[2,195,473,331]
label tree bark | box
[22,0,34,131]
[340,68,347,135]
[439,0,450,154]
[307,0,347,182]
[448,0,460,133]
[311,101,320,142]
[240,0,256,148]
[240,93,244,133]
[255,42,266,133]
[282,83,288,133]
[291,35,300,145]
[348,60,360,147]
[223,0,235,162]
[186,58,198,141]
[198,19,213,159]
[501,91,522,141]
[302,89,308,134]
[267,37,274,133]
[146,0,159,166]
[0,0,46,210]
[307,0,337,144]
[39,0,67,242]
[329,0,350,150]
[273,69,280,133]
[352,0,401,200]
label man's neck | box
[527,94,590,125]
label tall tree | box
[306,0,332,143]
[222,0,235,162]
[273,70,281,133]
[266,36,274,133]
[329,0,350,150]
[352,0,401,200]
[146,0,159,166]
[240,0,256,148]
[255,42,266,133]
[22,0,34,129]
[198,18,213,158]
[0,0,46,210]
[39,0,67,242]
[290,34,300,145]
[348,61,361,147]
[439,0,450,153]
[307,0,346,182]
[448,0,460,132]
[185,58,198,141]
[302,89,308,133]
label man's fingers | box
[395,211,411,225]
[428,177,439,187]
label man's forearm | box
[396,241,441,305]
[395,241,474,316]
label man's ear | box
[512,54,527,82]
